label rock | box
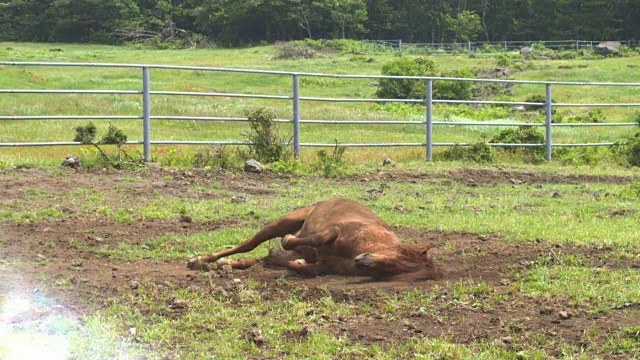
[520,47,535,57]
[230,195,247,203]
[552,192,563,199]
[512,105,526,112]
[170,299,189,310]
[180,215,193,223]
[382,157,393,166]
[594,41,621,56]
[130,280,140,289]
[61,155,81,169]
[248,329,264,346]
[559,311,571,320]
[145,162,161,171]
[244,159,264,173]
[535,56,550,60]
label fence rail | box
[1,61,639,162]
[363,39,640,56]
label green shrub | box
[490,126,546,163]
[436,69,474,100]
[74,122,98,144]
[244,108,291,163]
[496,53,524,67]
[441,141,493,163]
[314,140,346,177]
[375,57,438,100]
[376,57,472,101]
[556,147,607,166]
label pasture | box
[1,164,639,359]
[1,42,640,167]
[1,43,640,358]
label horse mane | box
[389,243,440,281]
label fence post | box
[142,67,151,162]
[468,42,472,56]
[545,83,553,161]
[426,79,433,162]
[292,74,301,160]
[399,39,402,52]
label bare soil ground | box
[1,167,639,357]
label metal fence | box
[363,39,640,56]
[1,61,639,162]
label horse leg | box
[187,205,316,270]
[281,226,340,250]
[285,256,362,277]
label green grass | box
[1,42,639,167]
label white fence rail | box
[1,61,639,162]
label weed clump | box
[274,42,317,60]
[243,108,291,163]
[192,145,235,169]
[73,122,142,168]
[314,140,347,176]
[490,126,546,163]
[441,141,493,164]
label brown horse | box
[187,198,438,281]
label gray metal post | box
[468,42,472,56]
[399,40,402,52]
[426,79,433,162]
[142,67,151,162]
[545,83,553,161]
[292,75,301,159]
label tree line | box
[1,0,638,46]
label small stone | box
[146,162,161,171]
[170,299,189,310]
[501,336,513,344]
[552,192,563,199]
[61,155,81,169]
[559,311,571,320]
[37,254,47,260]
[131,280,140,289]
[383,157,393,166]
[244,159,264,173]
[180,215,193,223]
[71,261,83,267]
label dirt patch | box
[346,168,638,187]
[1,167,639,357]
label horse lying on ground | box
[187,198,439,281]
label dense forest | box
[0,0,638,46]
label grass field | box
[1,42,639,167]
[1,43,640,359]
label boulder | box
[520,47,535,57]
[61,155,81,168]
[244,159,264,173]
[594,41,621,56]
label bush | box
[72,122,141,168]
[441,141,493,163]
[274,42,317,60]
[490,126,546,163]
[556,147,607,166]
[244,108,291,163]
[375,57,438,100]
[496,53,524,67]
[376,57,473,101]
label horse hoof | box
[187,257,211,271]
[355,253,374,268]
[282,234,296,250]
